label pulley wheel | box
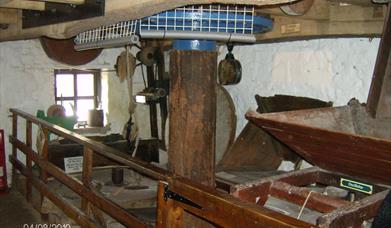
[40,36,102,66]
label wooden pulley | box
[40,36,102,65]
[136,46,157,66]
[218,43,242,85]
[280,0,314,16]
[116,51,136,82]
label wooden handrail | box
[11,136,147,227]
[10,108,168,181]
[10,108,323,227]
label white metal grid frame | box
[139,5,257,42]
[74,4,270,50]
[75,20,139,51]
[140,5,255,34]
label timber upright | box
[168,40,218,227]
[0,129,8,193]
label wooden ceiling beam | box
[0,8,18,24]
[0,0,45,11]
[33,0,85,5]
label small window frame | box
[54,69,101,117]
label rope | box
[297,190,315,220]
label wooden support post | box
[169,50,217,185]
[11,113,17,187]
[367,4,391,118]
[25,120,32,202]
[168,49,217,227]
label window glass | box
[56,74,74,97]
[76,99,95,121]
[60,100,75,117]
[77,74,94,96]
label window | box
[54,69,101,122]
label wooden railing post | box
[82,146,106,226]
[11,113,18,187]
[39,127,49,219]
[81,146,93,212]
[25,120,32,202]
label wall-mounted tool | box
[218,43,242,85]
[134,87,167,104]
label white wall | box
[0,37,380,183]
[0,40,144,184]
[220,38,380,135]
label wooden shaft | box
[168,50,217,186]
[25,120,32,202]
[168,50,217,227]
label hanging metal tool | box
[218,43,242,85]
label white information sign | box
[64,156,84,174]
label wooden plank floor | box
[0,190,42,227]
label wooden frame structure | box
[9,108,390,227]
[8,108,315,227]
[9,109,166,227]
[232,167,389,227]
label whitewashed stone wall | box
[219,38,380,135]
[0,37,380,183]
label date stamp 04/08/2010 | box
[23,224,71,228]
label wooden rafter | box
[0,8,18,24]
[33,0,85,5]
[256,0,386,42]
[0,0,45,11]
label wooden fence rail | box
[9,108,320,227]
[9,108,164,227]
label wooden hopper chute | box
[246,101,391,185]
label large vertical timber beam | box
[168,48,217,227]
[367,4,391,118]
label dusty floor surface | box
[0,190,42,228]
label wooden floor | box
[0,189,42,227]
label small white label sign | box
[64,156,83,174]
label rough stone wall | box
[0,37,381,183]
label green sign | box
[340,178,373,194]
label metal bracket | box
[164,185,203,210]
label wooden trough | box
[246,100,391,186]
[227,100,391,227]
